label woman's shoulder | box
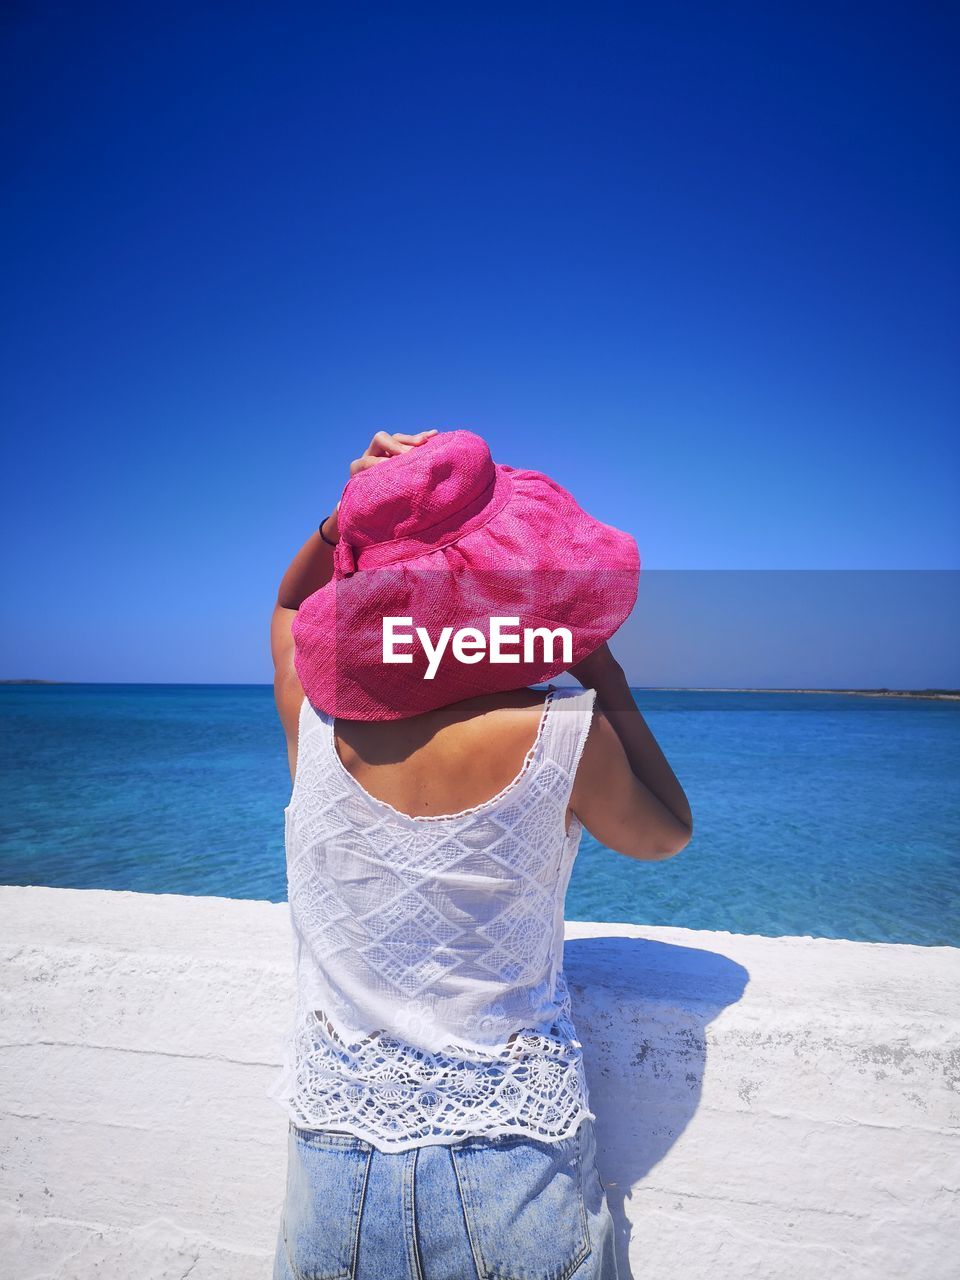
[452,682,587,713]
[422,684,554,726]
[445,685,595,762]
[431,684,593,735]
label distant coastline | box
[0,679,64,685]
[648,687,960,701]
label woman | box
[269,428,692,1280]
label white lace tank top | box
[267,684,598,1152]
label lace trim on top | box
[268,972,596,1153]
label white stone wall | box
[1,885,956,1280]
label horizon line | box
[2,679,958,697]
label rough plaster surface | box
[0,885,957,1280]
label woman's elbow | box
[646,818,694,861]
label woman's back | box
[270,684,601,1150]
[331,686,568,821]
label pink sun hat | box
[292,429,640,721]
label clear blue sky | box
[1,3,957,684]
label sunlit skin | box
[271,430,692,860]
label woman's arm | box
[271,430,438,777]
[271,515,340,773]
[569,643,694,860]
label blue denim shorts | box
[273,1116,619,1280]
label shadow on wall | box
[565,936,750,1280]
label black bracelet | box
[318,515,338,546]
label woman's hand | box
[349,429,438,477]
[319,430,438,543]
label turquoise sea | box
[1,684,957,946]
